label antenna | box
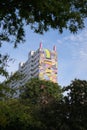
[40,42,42,49]
[53,45,56,51]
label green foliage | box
[62,79,87,130]
[35,79,87,130]
[20,78,63,104]
[6,72,23,84]
[0,0,87,46]
[0,99,38,130]
[0,54,9,77]
[1,72,24,98]
[0,79,87,130]
[0,72,22,100]
[64,79,87,104]
[0,83,14,101]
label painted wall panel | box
[39,49,58,83]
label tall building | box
[10,43,58,88]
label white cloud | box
[58,28,87,85]
[63,28,87,60]
[57,39,62,44]
[79,49,87,60]
[63,29,87,44]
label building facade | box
[10,43,58,88]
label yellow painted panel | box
[45,49,51,59]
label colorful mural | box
[39,48,57,83]
[44,49,51,59]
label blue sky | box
[0,24,87,86]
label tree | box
[19,78,63,105]
[0,82,16,101]
[0,99,39,130]
[64,79,87,104]
[0,71,23,100]
[0,53,13,78]
[19,78,63,130]
[0,83,10,100]
[0,54,9,77]
[0,77,62,130]
[1,78,87,130]
[39,79,87,130]
[62,79,87,130]
[0,0,87,47]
